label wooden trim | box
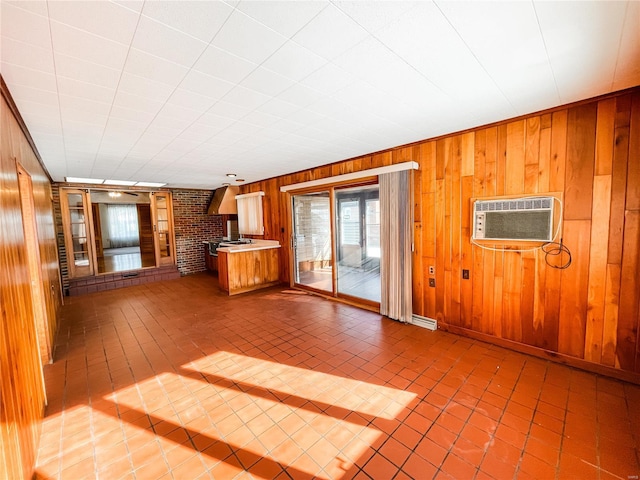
[280,161,418,192]
[439,322,640,385]
[0,74,52,182]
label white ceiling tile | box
[240,67,295,96]
[55,53,121,89]
[109,105,157,123]
[292,4,369,60]
[223,86,271,110]
[57,77,116,105]
[236,0,328,38]
[167,88,219,113]
[212,10,288,64]
[117,73,175,101]
[179,70,235,100]
[256,98,300,119]
[536,1,629,102]
[141,1,234,43]
[261,41,328,82]
[47,1,139,45]
[298,63,356,95]
[123,48,189,87]
[207,100,252,120]
[333,1,419,33]
[1,37,55,73]
[1,2,52,49]
[192,45,257,83]
[50,21,129,71]
[131,16,208,67]
[113,90,164,115]
[112,1,145,15]
[0,64,57,92]
[6,83,60,107]
[4,1,48,17]
[59,94,111,117]
[276,83,327,108]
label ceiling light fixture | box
[135,182,166,187]
[226,173,237,178]
[108,191,122,198]
[65,177,104,184]
[105,179,136,186]
[235,179,245,182]
[222,182,230,186]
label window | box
[236,191,265,235]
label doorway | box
[60,188,176,278]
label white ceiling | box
[1,1,639,189]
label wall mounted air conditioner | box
[472,196,554,242]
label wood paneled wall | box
[241,88,640,381]
[1,87,63,478]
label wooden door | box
[60,189,95,277]
[151,191,176,266]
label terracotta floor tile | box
[363,452,400,479]
[34,275,640,480]
[440,452,477,479]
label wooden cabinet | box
[204,244,218,273]
[218,248,279,295]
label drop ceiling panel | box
[47,1,139,45]
[1,3,52,49]
[131,16,208,67]
[235,0,328,38]
[212,11,288,64]
[192,45,257,83]
[292,4,370,60]
[140,1,234,43]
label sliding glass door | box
[292,191,333,293]
[291,185,380,305]
[336,186,381,302]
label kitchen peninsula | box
[216,240,280,295]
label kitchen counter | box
[217,240,280,295]
[216,239,280,253]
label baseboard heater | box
[411,314,437,331]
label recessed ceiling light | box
[135,182,166,187]
[235,179,245,182]
[65,177,104,184]
[226,173,237,178]
[105,179,136,186]
[222,183,231,186]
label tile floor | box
[35,273,640,479]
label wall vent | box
[412,314,437,331]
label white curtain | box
[237,191,265,235]
[106,204,139,248]
[380,170,413,323]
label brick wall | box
[172,189,223,275]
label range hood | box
[207,186,239,215]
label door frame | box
[288,179,380,308]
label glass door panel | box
[61,189,95,277]
[292,191,333,293]
[335,186,381,303]
[151,192,175,266]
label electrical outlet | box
[462,269,469,279]
[428,266,435,275]
[428,278,436,287]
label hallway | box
[35,273,639,479]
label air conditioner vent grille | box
[476,197,552,212]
